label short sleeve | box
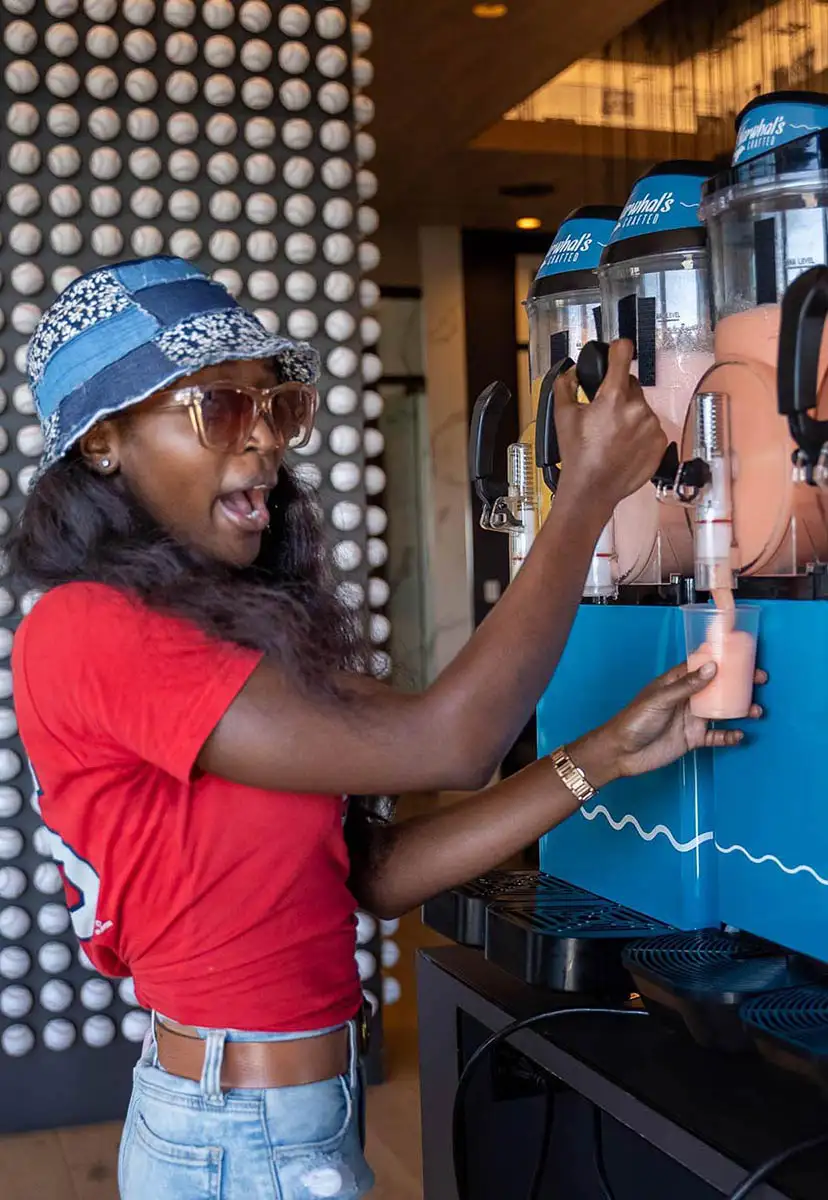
[14,582,263,782]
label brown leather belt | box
[155,1018,350,1090]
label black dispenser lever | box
[778,264,828,476]
[468,380,512,507]
[534,358,575,492]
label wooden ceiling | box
[368,0,667,232]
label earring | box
[100,458,111,471]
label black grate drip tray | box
[485,895,671,1000]
[741,985,828,1091]
[623,930,811,1052]
[421,871,590,947]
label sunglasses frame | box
[153,380,319,452]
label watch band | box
[549,745,597,804]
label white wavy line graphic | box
[580,804,714,853]
[715,841,828,887]
[679,201,699,208]
[579,805,828,886]
[788,122,819,132]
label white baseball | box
[279,79,310,111]
[84,0,116,17]
[356,132,376,163]
[322,198,353,230]
[358,206,380,237]
[247,230,277,262]
[284,270,315,302]
[90,185,121,217]
[352,20,372,52]
[203,0,234,26]
[50,223,83,255]
[127,107,159,141]
[316,45,348,78]
[244,154,276,185]
[380,938,400,969]
[367,538,388,568]
[1,1025,34,1056]
[325,310,356,342]
[354,94,375,128]
[89,147,122,179]
[0,867,25,900]
[163,0,194,26]
[365,464,387,495]
[7,183,40,215]
[88,106,120,140]
[361,316,381,346]
[315,5,346,37]
[165,31,197,64]
[125,67,157,101]
[168,149,199,181]
[47,0,79,14]
[359,243,382,274]
[284,232,316,264]
[13,345,28,373]
[0,790,21,820]
[241,76,273,110]
[119,977,139,1005]
[168,112,198,145]
[247,271,279,302]
[286,309,317,339]
[207,151,238,182]
[284,194,315,227]
[355,948,376,981]
[210,189,242,221]
[9,222,40,255]
[11,303,40,335]
[168,229,202,259]
[367,511,388,543]
[320,158,352,190]
[212,268,242,297]
[320,119,350,152]
[51,265,81,292]
[206,113,236,144]
[323,233,354,265]
[124,0,155,23]
[78,946,95,970]
[244,116,276,148]
[244,192,276,224]
[48,144,81,178]
[355,911,377,945]
[80,978,113,1010]
[0,905,30,938]
[329,424,360,455]
[167,70,198,104]
[278,3,309,34]
[4,59,38,94]
[45,62,78,97]
[0,986,32,1019]
[203,33,235,67]
[353,58,374,89]
[318,81,349,114]
[281,118,312,149]
[32,826,52,856]
[13,263,45,296]
[362,352,382,383]
[332,540,362,572]
[124,28,155,61]
[329,461,361,491]
[0,493,8,518]
[353,0,371,14]
[130,186,163,218]
[43,1018,76,1050]
[0,947,30,980]
[131,225,164,256]
[46,22,79,56]
[6,101,38,134]
[122,1011,151,1043]
[91,224,124,258]
[0,632,11,661]
[168,189,200,221]
[368,577,390,608]
[33,863,62,894]
[86,65,118,99]
[86,24,118,57]
[331,501,362,532]
[293,427,322,457]
[8,141,40,175]
[241,38,272,71]
[204,73,234,106]
[209,230,241,263]
[41,980,74,1013]
[327,347,358,378]
[326,385,358,415]
[336,581,364,609]
[3,0,34,10]
[83,1015,116,1046]
[357,170,378,200]
[324,272,354,302]
[254,309,279,333]
[282,156,314,188]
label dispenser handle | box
[534,357,575,492]
[468,380,512,504]
[778,264,828,468]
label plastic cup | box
[682,603,760,720]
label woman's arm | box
[198,343,668,796]
[344,661,764,918]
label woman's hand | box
[570,661,767,784]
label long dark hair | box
[8,453,365,694]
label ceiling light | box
[472,3,508,17]
[516,216,542,230]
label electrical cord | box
[727,1131,828,1200]
[525,1078,557,1200]
[592,1103,616,1200]
[451,1007,648,1200]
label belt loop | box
[200,1030,227,1105]
[145,1011,159,1067]
[348,1019,359,1091]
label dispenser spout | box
[690,390,736,591]
[505,441,538,578]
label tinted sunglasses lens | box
[199,388,255,451]
[283,384,318,448]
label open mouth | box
[217,485,271,533]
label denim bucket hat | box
[28,256,321,472]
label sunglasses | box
[153,380,318,453]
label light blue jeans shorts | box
[118,1013,376,1199]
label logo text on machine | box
[618,191,675,228]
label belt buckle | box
[358,1001,371,1056]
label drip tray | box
[623,931,809,1052]
[421,871,589,947]
[741,986,828,1092]
[485,895,671,999]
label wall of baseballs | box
[0,0,394,1126]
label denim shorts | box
[118,1014,376,1199]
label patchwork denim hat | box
[28,256,321,472]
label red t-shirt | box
[12,581,363,1032]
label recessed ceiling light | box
[472,2,508,17]
[516,217,542,230]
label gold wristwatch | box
[549,745,597,804]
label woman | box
[9,257,760,1199]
